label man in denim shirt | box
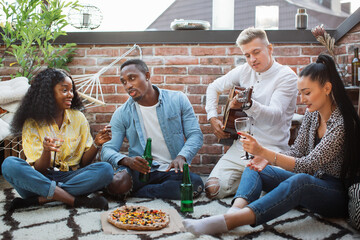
[101,59,204,199]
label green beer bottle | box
[180,163,194,213]
[139,138,153,183]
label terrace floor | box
[0,175,358,240]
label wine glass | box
[234,117,251,160]
[52,133,64,169]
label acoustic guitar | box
[219,86,253,145]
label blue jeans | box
[2,156,114,199]
[118,166,204,200]
[234,166,347,226]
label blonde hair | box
[236,27,270,47]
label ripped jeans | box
[117,166,204,200]
[234,166,347,226]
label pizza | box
[107,205,170,231]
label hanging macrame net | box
[73,44,142,108]
[0,44,142,159]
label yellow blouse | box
[22,109,93,171]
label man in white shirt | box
[205,27,298,199]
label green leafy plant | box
[0,0,78,80]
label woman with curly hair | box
[1,68,114,210]
[183,54,360,236]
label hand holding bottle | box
[122,156,150,174]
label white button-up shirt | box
[206,61,298,152]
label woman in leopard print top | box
[183,54,360,236]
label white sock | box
[182,215,228,236]
[226,206,242,214]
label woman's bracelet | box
[274,152,277,166]
[93,141,101,149]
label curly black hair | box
[11,68,83,135]
[300,54,360,185]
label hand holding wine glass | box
[234,117,251,160]
[52,133,64,169]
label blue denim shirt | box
[101,85,203,169]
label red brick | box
[349,23,360,33]
[187,85,207,94]
[117,86,127,93]
[227,46,242,55]
[95,114,112,123]
[74,48,86,57]
[85,104,116,113]
[275,57,310,65]
[198,115,209,124]
[157,85,185,92]
[190,155,200,165]
[191,47,226,56]
[188,66,222,75]
[68,58,96,66]
[100,76,121,84]
[103,95,129,104]
[153,67,187,75]
[164,57,198,65]
[203,135,218,144]
[99,85,116,94]
[202,75,219,84]
[202,155,220,164]
[97,58,125,66]
[334,46,347,55]
[150,75,164,84]
[143,57,164,65]
[192,105,206,114]
[301,46,327,56]
[200,57,234,65]
[201,125,213,134]
[187,95,202,104]
[338,32,360,44]
[87,48,119,57]
[85,67,117,75]
[198,145,222,154]
[155,47,188,56]
[119,47,143,57]
[68,67,84,75]
[273,47,300,56]
[166,76,200,84]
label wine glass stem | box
[53,152,56,169]
[245,152,249,159]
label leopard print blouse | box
[282,107,344,178]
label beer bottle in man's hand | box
[139,138,152,183]
[181,163,194,213]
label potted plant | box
[0,0,78,80]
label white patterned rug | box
[0,176,359,240]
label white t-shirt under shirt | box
[138,102,172,171]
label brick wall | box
[1,23,359,173]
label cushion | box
[0,77,29,105]
[348,183,360,230]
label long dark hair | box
[300,54,360,185]
[11,68,83,135]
